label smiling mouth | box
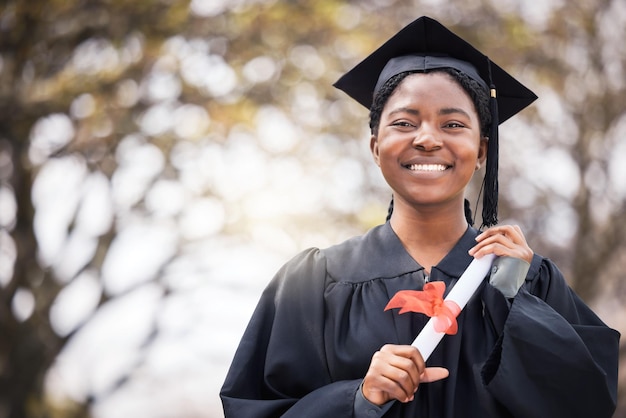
[405,163,449,172]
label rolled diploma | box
[411,253,497,361]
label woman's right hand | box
[362,344,449,405]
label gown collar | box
[381,222,480,280]
[324,222,480,283]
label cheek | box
[375,142,400,172]
[453,141,484,177]
[372,143,395,176]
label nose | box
[412,125,442,151]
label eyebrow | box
[387,107,419,117]
[387,106,472,119]
[439,107,472,119]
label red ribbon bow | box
[384,281,461,335]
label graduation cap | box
[333,16,538,228]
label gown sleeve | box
[480,255,620,418]
[220,248,361,418]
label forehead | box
[386,72,476,111]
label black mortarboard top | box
[333,16,538,228]
[333,16,537,124]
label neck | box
[388,200,469,271]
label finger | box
[382,366,419,401]
[469,235,515,257]
[380,344,423,359]
[363,373,409,404]
[511,225,529,245]
[471,224,534,261]
[368,372,416,403]
[472,226,522,254]
[368,346,423,401]
[380,344,425,377]
[420,367,449,383]
[478,235,518,251]
[478,225,526,245]
[471,241,521,259]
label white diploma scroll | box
[411,253,496,361]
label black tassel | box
[481,58,499,228]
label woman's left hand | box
[468,224,533,263]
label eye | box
[443,121,466,129]
[391,120,415,128]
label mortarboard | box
[333,16,537,123]
[333,16,538,227]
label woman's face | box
[371,72,487,213]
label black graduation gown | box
[220,223,619,417]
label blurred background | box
[1,0,625,417]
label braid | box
[385,196,394,222]
[464,198,475,226]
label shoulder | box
[321,223,420,283]
[269,247,326,294]
[270,223,420,288]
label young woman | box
[220,16,619,418]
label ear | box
[370,134,381,166]
[476,136,488,170]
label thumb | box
[420,367,449,383]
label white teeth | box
[407,164,447,172]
